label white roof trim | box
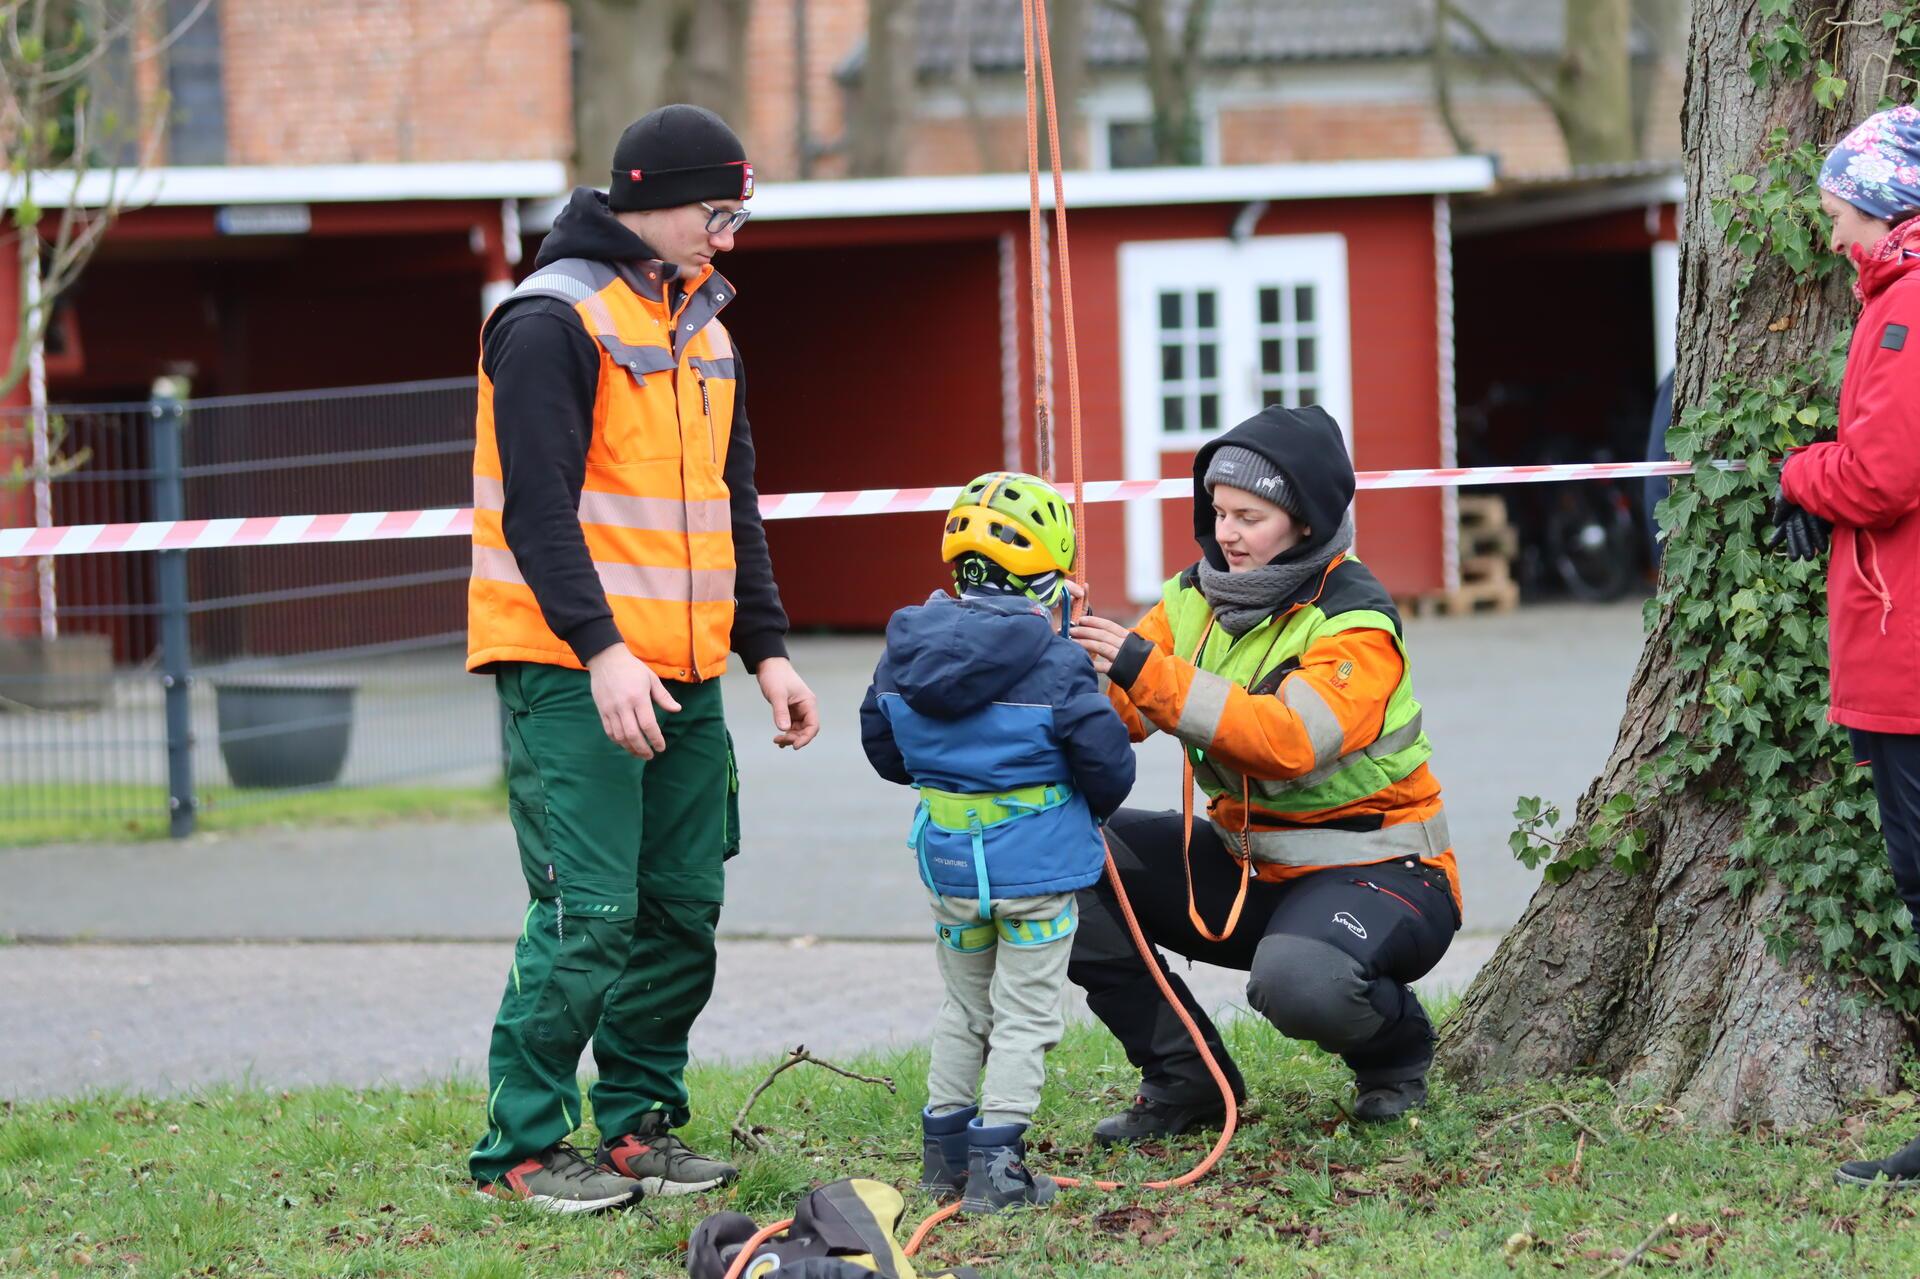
[1452,174,1685,236]
[522,155,1498,231]
[9,161,571,210]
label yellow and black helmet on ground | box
[941,471,1076,607]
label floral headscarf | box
[1820,105,1920,221]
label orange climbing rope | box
[899,0,1239,1260]
[720,5,1235,1273]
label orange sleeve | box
[1104,601,1175,742]
[1118,626,1403,781]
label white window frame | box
[1118,235,1352,603]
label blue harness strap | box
[912,783,1076,921]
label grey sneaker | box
[596,1113,738,1196]
[478,1142,641,1215]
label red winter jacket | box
[1782,221,1920,734]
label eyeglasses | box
[699,202,752,235]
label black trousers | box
[1851,730,1920,928]
[1067,807,1461,1102]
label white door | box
[1117,235,1352,602]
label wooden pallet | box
[1405,495,1520,616]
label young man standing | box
[466,104,819,1213]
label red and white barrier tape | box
[0,459,1737,559]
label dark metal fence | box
[0,379,500,842]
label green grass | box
[1,782,506,846]
[8,1014,1920,1277]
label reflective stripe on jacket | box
[1108,554,1461,909]
[468,257,739,680]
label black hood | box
[1191,405,1355,571]
[535,187,659,269]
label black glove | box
[1765,490,1832,561]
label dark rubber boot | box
[1837,1133,1920,1188]
[958,1119,1057,1214]
[920,1105,976,1199]
[1092,1093,1229,1147]
[1352,1076,1427,1123]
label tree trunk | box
[1040,0,1087,171]
[569,0,677,184]
[848,0,915,176]
[567,0,753,185]
[667,0,753,118]
[1437,0,1915,1129]
[1553,0,1635,166]
[1130,0,1211,166]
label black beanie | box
[608,104,754,213]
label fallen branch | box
[730,1043,897,1151]
[1608,1212,1679,1272]
[1488,1101,1610,1146]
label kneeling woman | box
[1068,404,1462,1140]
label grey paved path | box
[0,601,1647,943]
[0,935,1499,1100]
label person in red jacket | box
[1774,104,1920,1189]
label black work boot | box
[1092,1093,1229,1146]
[1837,1133,1920,1188]
[959,1119,1057,1214]
[1352,1076,1427,1123]
[920,1104,976,1199]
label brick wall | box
[744,0,865,179]
[220,0,570,165]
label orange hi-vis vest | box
[468,257,740,682]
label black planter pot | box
[214,677,358,789]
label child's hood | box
[885,593,1056,719]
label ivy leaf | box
[1749,743,1794,780]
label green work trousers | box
[469,661,738,1183]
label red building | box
[636,155,1500,624]
[7,155,1499,636]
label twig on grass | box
[730,1043,897,1151]
[1607,1212,1679,1272]
[1570,1130,1587,1184]
[1488,1101,1610,1145]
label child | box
[859,471,1136,1213]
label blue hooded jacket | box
[860,591,1137,904]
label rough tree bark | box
[1437,1,1913,1129]
[848,0,915,176]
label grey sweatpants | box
[926,890,1076,1128]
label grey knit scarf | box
[1197,511,1356,637]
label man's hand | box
[586,644,681,758]
[1070,613,1134,677]
[755,656,820,750]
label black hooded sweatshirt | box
[481,187,789,671]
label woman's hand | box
[1070,612,1135,676]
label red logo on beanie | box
[739,162,754,199]
[629,169,644,181]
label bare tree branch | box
[729,1045,897,1152]
[1439,0,1564,115]
[1432,0,1478,154]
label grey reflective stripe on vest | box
[473,543,735,604]
[689,355,737,379]
[1254,710,1427,800]
[509,258,615,308]
[473,476,728,536]
[1176,668,1235,747]
[1282,677,1345,769]
[1224,807,1451,867]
